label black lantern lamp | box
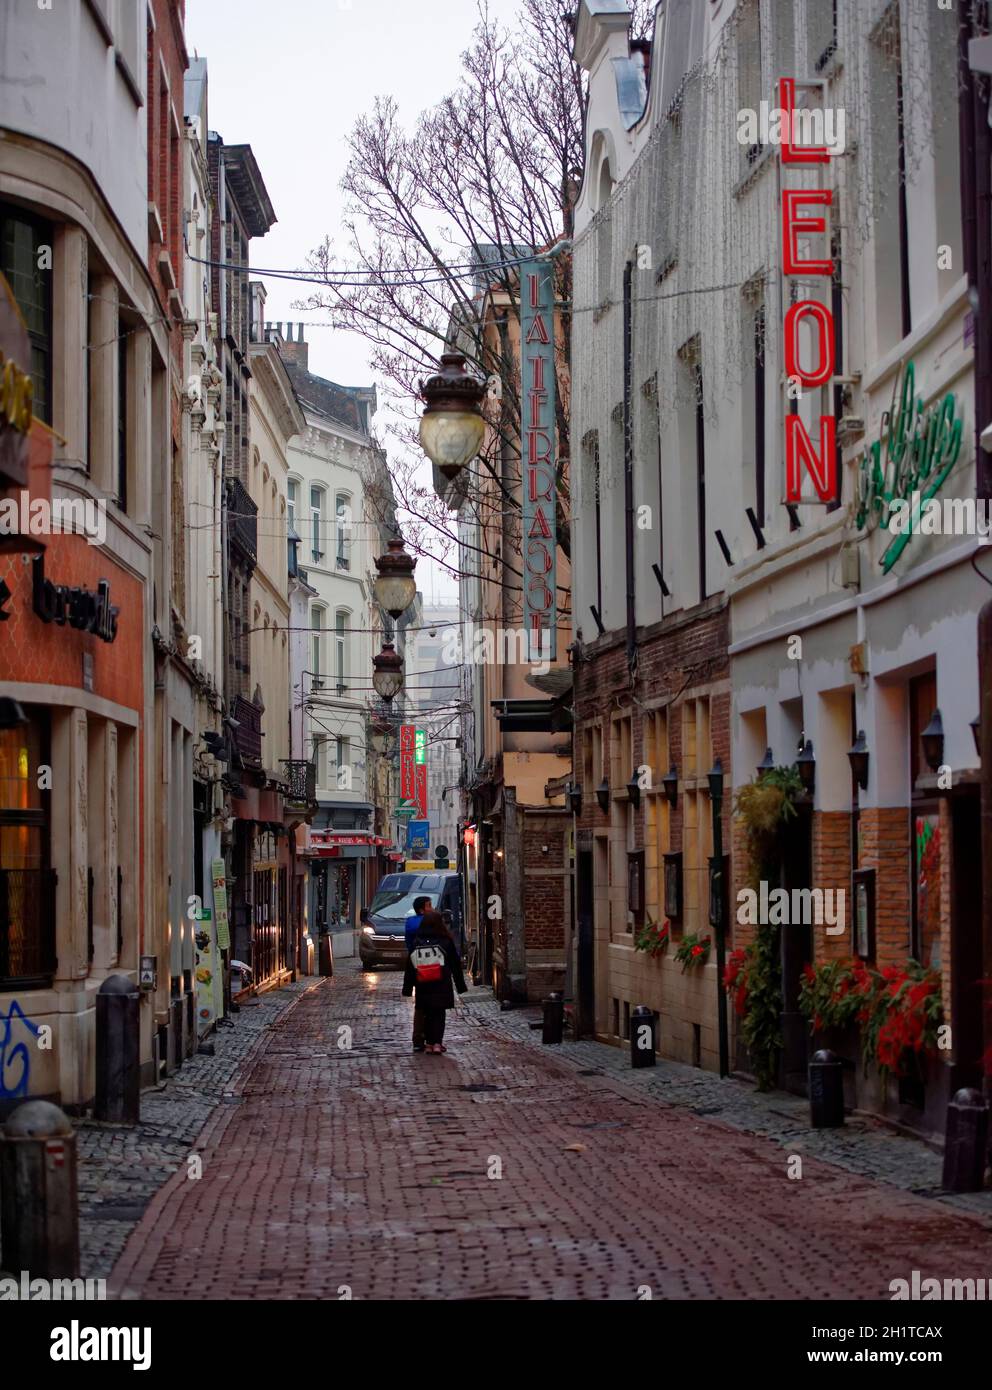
[661,764,678,807]
[847,729,869,790]
[565,782,582,815]
[921,708,944,772]
[371,641,404,702]
[796,739,816,793]
[970,714,980,759]
[373,536,417,619]
[756,746,775,779]
[626,769,641,809]
[418,353,487,482]
[707,756,724,803]
[595,777,611,814]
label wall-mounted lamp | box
[626,770,641,810]
[565,781,583,815]
[707,756,724,803]
[970,714,981,759]
[756,747,775,779]
[661,765,678,807]
[921,708,944,773]
[595,778,611,814]
[847,730,869,790]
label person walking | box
[404,895,431,1050]
[402,907,466,1054]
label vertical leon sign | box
[521,259,557,661]
[779,77,838,506]
[400,724,415,802]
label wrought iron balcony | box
[282,759,317,807]
[227,476,257,569]
[230,694,263,766]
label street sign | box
[407,819,429,853]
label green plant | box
[634,917,670,958]
[798,957,943,1080]
[733,765,803,890]
[674,932,710,972]
[738,923,782,1090]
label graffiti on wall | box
[0,1000,43,1099]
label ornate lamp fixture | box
[373,536,417,620]
[847,730,869,790]
[661,764,678,807]
[418,353,487,482]
[371,642,404,702]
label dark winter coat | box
[402,912,466,1010]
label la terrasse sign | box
[854,358,963,574]
[521,260,557,661]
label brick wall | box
[857,806,911,969]
[812,810,852,962]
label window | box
[808,0,838,74]
[117,325,128,511]
[741,293,765,529]
[334,736,350,786]
[0,205,53,424]
[582,432,603,621]
[0,711,55,988]
[737,0,763,171]
[310,486,325,561]
[311,607,324,689]
[335,610,348,695]
[335,493,351,570]
[287,479,299,537]
[870,2,911,348]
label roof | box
[219,142,276,238]
[280,357,373,434]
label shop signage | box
[31,553,119,642]
[0,273,33,489]
[210,859,231,951]
[414,727,426,764]
[415,761,428,820]
[406,819,429,854]
[400,724,415,800]
[521,259,557,659]
[854,358,963,573]
[778,78,838,506]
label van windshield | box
[368,889,436,923]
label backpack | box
[410,941,446,983]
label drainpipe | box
[622,259,637,676]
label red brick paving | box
[110,968,992,1300]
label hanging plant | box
[674,932,710,972]
[798,957,943,1080]
[733,765,804,890]
[634,917,670,958]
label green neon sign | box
[414,729,426,764]
[854,358,963,573]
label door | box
[576,849,594,1038]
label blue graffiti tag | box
[0,1000,43,1099]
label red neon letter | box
[785,414,837,502]
[784,301,835,388]
[779,78,830,165]
[782,190,833,276]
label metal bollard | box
[942,1088,990,1193]
[630,1005,657,1068]
[95,973,141,1124]
[318,933,334,977]
[0,1100,80,1279]
[542,992,564,1044]
[809,1049,845,1128]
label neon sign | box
[854,358,963,573]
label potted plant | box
[674,932,711,972]
[634,916,671,958]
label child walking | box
[402,907,466,1053]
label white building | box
[276,326,380,932]
[406,602,462,859]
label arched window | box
[311,605,325,690]
[335,493,352,570]
[310,485,326,562]
[335,608,349,696]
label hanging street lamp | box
[796,738,816,794]
[371,642,404,703]
[418,352,487,482]
[756,746,775,779]
[373,535,417,620]
[847,730,870,791]
[921,709,945,772]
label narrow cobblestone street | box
[106,964,992,1302]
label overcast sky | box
[185,0,523,604]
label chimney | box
[277,322,308,373]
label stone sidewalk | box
[70,983,308,1279]
[465,991,992,1226]
[107,963,992,1301]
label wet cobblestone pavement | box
[102,964,992,1301]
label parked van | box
[359,870,464,970]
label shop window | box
[0,712,55,988]
[0,204,53,424]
